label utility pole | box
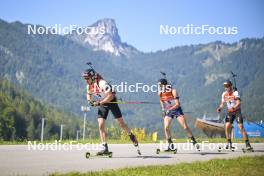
[60,124,64,141]
[76,130,80,141]
[81,106,90,140]
[41,118,45,142]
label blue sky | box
[0,0,263,52]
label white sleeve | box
[86,85,90,94]
[234,91,240,99]
[221,92,225,103]
[99,80,111,93]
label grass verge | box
[50,155,264,176]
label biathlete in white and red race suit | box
[217,80,253,150]
[82,68,139,155]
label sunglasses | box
[224,84,231,88]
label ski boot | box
[225,142,235,151]
[96,143,110,155]
[242,141,254,153]
[129,133,141,155]
[86,143,112,158]
[165,138,177,151]
[218,139,235,152]
[129,133,138,146]
[156,138,177,154]
[190,137,200,151]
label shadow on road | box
[104,155,172,159]
[175,152,228,155]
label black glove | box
[216,107,222,113]
[89,100,96,107]
[162,109,170,117]
[93,101,101,106]
[162,109,168,117]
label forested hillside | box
[1,18,263,138]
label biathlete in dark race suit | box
[158,78,200,151]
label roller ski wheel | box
[218,146,223,152]
[85,152,91,159]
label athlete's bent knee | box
[165,126,170,132]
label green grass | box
[1,137,264,145]
[50,156,264,176]
[196,137,264,143]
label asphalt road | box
[0,143,264,176]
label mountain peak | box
[67,18,137,56]
[94,18,117,30]
[93,18,119,37]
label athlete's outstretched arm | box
[217,101,225,112]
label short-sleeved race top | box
[221,90,241,110]
[159,89,177,110]
[87,79,112,101]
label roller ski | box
[242,143,254,153]
[85,151,113,158]
[85,143,113,158]
[156,147,178,154]
[218,143,235,152]
[242,147,254,153]
[129,133,142,155]
[156,141,177,154]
